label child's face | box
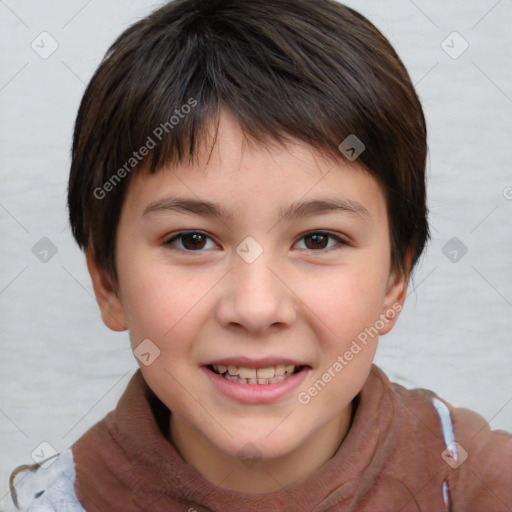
[88,111,407,471]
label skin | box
[86,111,411,493]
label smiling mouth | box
[207,364,305,385]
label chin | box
[216,428,303,463]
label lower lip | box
[201,366,310,404]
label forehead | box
[122,111,387,223]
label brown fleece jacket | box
[71,365,512,511]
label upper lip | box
[204,357,309,368]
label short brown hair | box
[68,0,429,289]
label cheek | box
[118,258,216,348]
[302,263,388,340]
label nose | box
[215,251,298,334]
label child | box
[7,0,511,510]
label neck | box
[169,401,354,493]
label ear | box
[378,249,413,335]
[85,248,128,332]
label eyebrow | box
[142,195,371,221]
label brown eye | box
[296,231,346,252]
[304,233,329,250]
[164,231,215,251]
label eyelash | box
[163,230,348,254]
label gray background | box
[1,0,511,505]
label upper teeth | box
[214,364,296,379]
